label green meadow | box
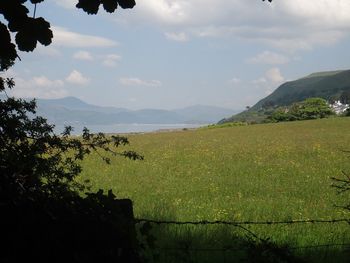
[78,117,350,262]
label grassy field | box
[78,117,350,262]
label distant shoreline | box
[53,123,208,135]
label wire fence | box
[147,243,350,252]
[134,217,350,262]
[135,218,350,226]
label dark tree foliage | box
[0,80,142,201]
[345,108,350,116]
[0,0,136,71]
[0,1,144,262]
[76,0,136,14]
[340,90,350,104]
[0,0,52,70]
[266,98,334,123]
[0,77,144,262]
[262,100,275,110]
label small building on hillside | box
[329,100,349,114]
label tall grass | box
[78,117,350,262]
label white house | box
[329,100,349,114]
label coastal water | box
[53,123,207,135]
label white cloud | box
[228,77,240,84]
[10,76,68,99]
[246,51,289,65]
[52,26,117,48]
[132,0,350,51]
[7,70,91,98]
[36,46,62,57]
[280,0,350,27]
[102,54,121,67]
[135,0,191,25]
[53,1,350,51]
[66,70,90,85]
[32,76,64,88]
[252,77,267,85]
[265,67,284,84]
[73,51,94,61]
[165,32,189,42]
[120,77,162,87]
[258,29,345,52]
[251,68,285,95]
[72,51,122,66]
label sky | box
[4,0,350,110]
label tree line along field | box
[78,117,350,262]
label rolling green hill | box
[221,69,350,123]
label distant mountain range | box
[30,97,238,126]
[220,69,350,123]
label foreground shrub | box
[0,78,143,262]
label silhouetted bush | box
[0,79,143,262]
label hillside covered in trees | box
[221,69,350,123]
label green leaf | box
[117,0,136,9]
[30,0,45,3]
[102,0,118,13]
[15,30,37,52]
[0,22,17,70]
[34,17,53,46]
[76,0,101,15]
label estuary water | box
[53,123,207,135]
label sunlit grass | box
[78,117,350,261]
